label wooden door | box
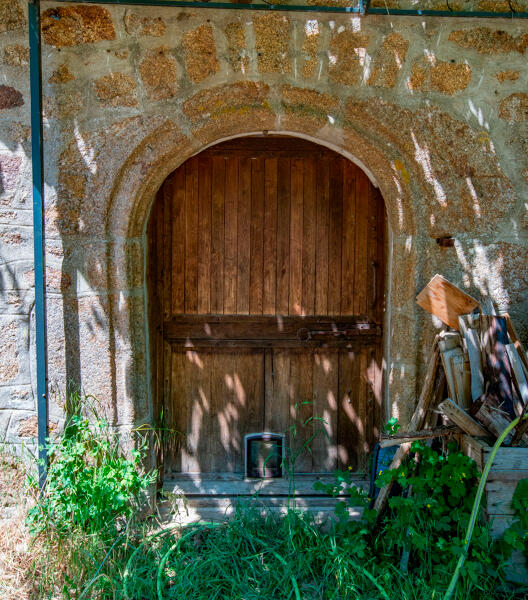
[147,137,386,476]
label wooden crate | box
[459,435,528,584]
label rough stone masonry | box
[0,0,527,454]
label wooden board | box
[416,274,479,330]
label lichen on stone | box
[183,24,220,83]
[42,6,116,47]
[499,93,528,123]
[496,70,520,83]
[448,27,527,54]
[183,81,271,125]
[329,29,369,86]
[225,21,248,73]
[0,0,25,34]
[124,13,166,37]
[301,20,320,79]
[44,91,82,119]
[95,73,137,107]
[139,46,178,101]
[281,84,339,129]
[407,58,471,95]
[48,64,75,84]
[367,33,409,88]
[3,45,29,68]
[253,14,292,74]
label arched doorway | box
[147,136,386,485]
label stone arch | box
[103,104,422,432]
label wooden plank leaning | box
[373,340,441,515]
[438,399,490,438]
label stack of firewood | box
[374,274,528,513]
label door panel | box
[148,137,385,476]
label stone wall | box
[0,1,527,453]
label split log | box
[459,315,485,402]
[438,399,490,438]
[505,344,527,416]
[503,313,528,376]
[416,274,479,330]
[473,392,528,447]
[380,426,461,448]
[479,315,517,418]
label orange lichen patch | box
[496,70,520,83]
[43,91,82,118]
[302,20,320,79]
[477,0,524,11]
[448,27,527,54]
[499,93,528,122]
[95,73,137,107]
[329,30,369,86]
[0,0,25,34]
[183,24,220,83]
[3,45,28,67]
[183,81,271,125]
[225,22,248,73]
[408,58,471,95]
[124,13,166,37]
[367,33,409,88]
[0,322,18,382]
[253,14,291,74]
[139,46,178,101]
[48,64,75,84]
[41,6,115,47]
[114,50,129,59]
[430,62,471,95]
[408,63,427,91]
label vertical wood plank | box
[356,348,368,470]
[328,159,343,315]
[263,158,278,315]
[211,157,225,314]
[337,349,360,471]
[289,158,303,315]
[171,167,186,315]
[250,158,265,315]
[315,158,329,315]
[209,354,232,472]
[197,156,212,314]
[376,189,386,324]
[185,159,199,314]
[170,351,188,472]
[302,157,316,316]
[312,351,338,472]
[184,350,210,473]
[340,161,356,314]
[232,352,265,473]
[162,340,172,475]
[276,158,291,315]
[353,171,369,315]
[237,158,251,314]
[224,158,238,314]
[366,183,379,323]
[162,176,173,320]
[264,350,291,435]
[289,352,313,472]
